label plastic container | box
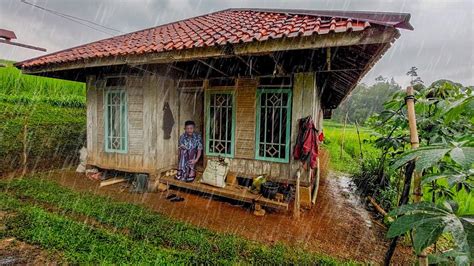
[261,181,279,199]
[237,176,253,187]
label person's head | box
[184,120,195,136]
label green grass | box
[0,177,353,265]
[323,121,380,174]
[0,63,85,107]
[0,62,86,173]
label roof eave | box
[18,26,399,75]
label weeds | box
[1,177,350,265]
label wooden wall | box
[178,89,204,136]
[204,75,321,186]
[86,74,178,174]
[86,72,321,186]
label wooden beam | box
[99,178,127,187]
[197,59,229,77]
[160,175,288,210]
[0,39,46,52]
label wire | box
[20,0,125,36]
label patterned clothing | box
[176,133,203,182]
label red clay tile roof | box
[16,8,412,69]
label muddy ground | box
[3,169,413,264]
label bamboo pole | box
[406,86,428,266]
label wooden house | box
[16,9,412,210]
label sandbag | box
[201,158,229,188]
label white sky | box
[1,0,473,87]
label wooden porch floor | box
[158,174,289,210]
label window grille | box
[255,88,292,162]
[205,91,235,157]
[104,89,128,153]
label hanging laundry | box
[293,116,321,169]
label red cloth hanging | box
[293,116,320,169]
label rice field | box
[322,121,380,174]
[0,60,85,107]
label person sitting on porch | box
[176,120,202,182]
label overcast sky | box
[1,0,472,86]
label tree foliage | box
[358,75,473,264]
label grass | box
[0,62,85,108]
[0,61,86,174]
[323,121,380,174]
[0,177,354,265]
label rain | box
[0,0,473,265]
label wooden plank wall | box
[178,89,204,136]
[290,72,321,186]
[235,78,257,159]
[86,74,179,174]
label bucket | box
[261,181,279,199]
[237,176,253,187]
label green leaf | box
[412,219,446,254]
[388,202,450,216]
[421,173,448,185]
[390,147,450,171]
[451,147,474,169]
[387,214,442,238]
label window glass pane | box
[257,89,291,161]
[105,90,127,152]
[207,93,233,155]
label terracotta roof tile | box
[16,8,412,69]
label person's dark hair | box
[185,120,195,127]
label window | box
[255,88,292,162]
[104,89,128,153]
[205,91,235,157]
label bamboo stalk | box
[406,86,428,266]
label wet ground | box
[29,169,413,264]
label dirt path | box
[32,169,413,264]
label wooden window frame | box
[255,88,292,163]
[104,84,128,154]
[205,89,236,158]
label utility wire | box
[20,0,124,36]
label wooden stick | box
[367,196,394,222]
[100,178,127,187]
[355,120,363,161]
[294,168,301,219]
[340,112,348,159]
[311,158,320,204]
[21,123,28,176]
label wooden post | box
[340,112,348,159]
[405,86,428,266]
[294,168,301,219]
[355,120,363,161]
